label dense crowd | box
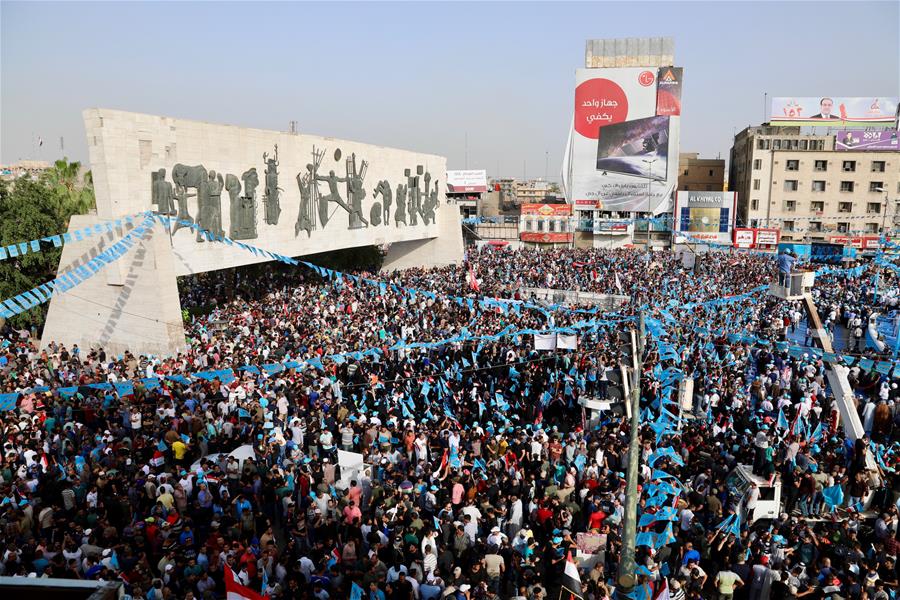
[0,245,898,600]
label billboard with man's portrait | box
[770,97,898,126]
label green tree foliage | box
[0,160,96,330]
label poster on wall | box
[563,67,681,214]
[770,97,898,126]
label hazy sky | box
[2,1,897,179]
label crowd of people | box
[0,244,898,600]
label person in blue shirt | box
[776,251,796,286]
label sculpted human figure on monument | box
[197,170,224,241]
[394,182,407,227]
[263,145,282,226]
[373,180,392,225]
[347,173,369,229]
[405,169,418,226]
[152,168,176,216]
[316,170,349,228]
[295,165,314,238]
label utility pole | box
[465,132,468,169]
[617,312,645,597]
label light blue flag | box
[777,408,789,430]
[822,485,844,508]
[350,582,364,600]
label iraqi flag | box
[653,578,671,600]
[225,566,267,600]
[467,264,480,292]
[559,552,584,600]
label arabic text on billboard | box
[446,169,488,192]
[835,130,899,151]
[770,97,898,126]
[568,67,681,212]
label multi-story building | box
[515,179,552,204]
[495,178,517,208]
[678,153,725,191]
[730,125,900,242]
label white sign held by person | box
[337,450,366,490]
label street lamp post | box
[641,159,657,247]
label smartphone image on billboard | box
[595,115,670,180]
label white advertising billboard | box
[563,67,681,214]
[447,169,488,193]
[770,97,898,126]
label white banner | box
[557,334,578,349]
[534,333,558,350]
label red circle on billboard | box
[638,70,655,86]
[574,78,629,139]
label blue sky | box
[2,1,897,179]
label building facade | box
[519,203,573,249]
[678,153,725,191]
[730,125,900,242]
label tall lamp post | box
[641,158,657,246]
[876,187,892,238]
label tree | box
[40,157,96,227]
[0,170,96,331]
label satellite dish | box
[334,149,342,162]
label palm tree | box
[40,157,96,226]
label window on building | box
[753,159,762,170]
[800,140,808,150]
[837,222,849,233]
[814,160,827,171]
[812,180,825,192]
[525,220,533,231]
[559,220,567,232]
[784,180,799,192]
[870,181,884,193]
[809,221,823,232]
[867,202,882,214]
[773,139,782,150]
[537,220,544,232]
[784,200,796,212]
[757,139,770,150]
[840,181,855,192]
[548,220,555,232]
[683,184,690,190]
[838,202,853,213]
[753,179,761,190]
[750,219,759,228]
[872,161,886,173]
[786,160,799,171]
[683,169,689,176]
[706,185,716,191]
[866,223,879,233]
[750,199,759,210]
[708,169,714,177]
[811,201,824,212]
[783,220,795,232]
[842,160,856,172]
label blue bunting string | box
[0,213,145,262]
[0,215,156,319]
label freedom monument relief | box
[41,109,464,357]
